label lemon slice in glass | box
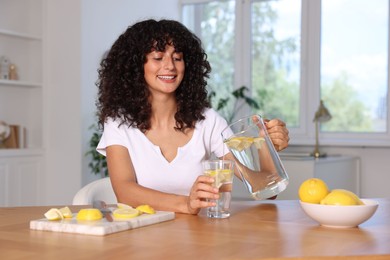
[44,208,64,221]
[220,169,233,180]
[113,208,140,219]
[76,208,103,221]
[204,170,218,177]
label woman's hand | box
[186,175,219,215]
[265,119,290,151]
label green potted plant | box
[209,85,260,123]
[86,124,108,177]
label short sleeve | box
[96,118,128,156]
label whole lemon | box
[298,178,329,204]
[320,189,364,205]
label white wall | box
[44,0,82,205]
[43,0,180,205]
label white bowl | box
[299,199,379,228]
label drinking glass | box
[221,115,289,200]
[203,160,235,218]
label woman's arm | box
[106,145,218,214]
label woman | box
[96,19,289,214]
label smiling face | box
[144,44,185,96]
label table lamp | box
[312,100,332,158]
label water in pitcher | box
[222,115,289,200]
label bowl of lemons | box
[298,178,379,228]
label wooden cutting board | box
[30,211,175,236]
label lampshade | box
[313,100,332,123]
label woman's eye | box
[173,55,183,61]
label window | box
[181,0,390,146]
[182,1,236,120]
[251,0,301,127]
[321,0,388,134]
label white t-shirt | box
[97,108,232,196]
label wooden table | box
[0,199,389,259]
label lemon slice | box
[226,137,254,151]
[220,169,233,181]
[205,170,222,188]
[59,206,73,218]
[76,208,103,221]
[113,208,140,219]
[136,205,156,214]
[225,138,241,150]
[44,208,64,221]
[239,137,253,151]
[204,170,218,177]
[117,202,134,209]
[253,137,265,149]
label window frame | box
[181,0,390,147]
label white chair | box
[72,177,117,205]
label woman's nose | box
[163,57,175,70]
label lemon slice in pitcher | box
[225,138,242,150]
[253,137,265,149]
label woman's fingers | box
[266,119,290,151]
[187,176,219,214]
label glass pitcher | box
[221,115,289,200]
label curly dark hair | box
[96,19,211,132]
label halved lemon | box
[76,208,103,221]
[44,208,64,221]
[59,206,73,218]
[113,208,140,219]
[136,205,156,214]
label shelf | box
[0,29,41,41]
[0,79,42,88]
[0,148,44,158]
